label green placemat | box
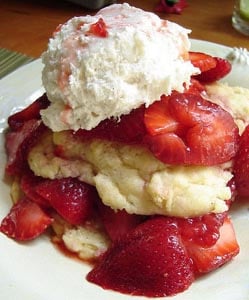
[0,48,34,79]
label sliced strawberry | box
[8,94,50,131]
[184,78,206,95]
[97,202,144,241]
[143,96,182,136]
[75,106,146,144]
[194,57,232,83]
[20,171,50,207]
[233,124,249,197]
[35,177,97,225]
[87,211,238,296]
[87,217,194,297]
[184,216,239,273]
[5,119,47,176]
[189,51,217,72]
[0,197,53,241]
[110,106,146,143]
[144,93,239,165]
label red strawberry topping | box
[88,18,108,38]
[20,171,50,207]
[0,197,53,241]
[177,212,226,248]
[5,119,47,176]
[97,201,144,241]
[35,177,97,225]
[144,93,239,165]
[184,215,239,273]
[194,57,232,83]
[75,106,146,144]
[87,217,195,297]
[184,78,206,95]
[189,52,217,72]
[233,124,249,197]
[8,94,50,131]
[87,214,239,296]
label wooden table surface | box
[0,0,249,58]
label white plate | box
[0,40,249,300]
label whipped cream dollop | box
[41,3,198,131]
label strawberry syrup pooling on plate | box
[0,3,247,298]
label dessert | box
[1,3,248,298]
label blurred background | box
[0,0,248,58]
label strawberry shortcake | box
[1,3,248,298]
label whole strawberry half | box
[35,177,98,225]
[87,217,195,297]
[87,213,239,297]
